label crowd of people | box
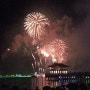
[42,82,89,90]
[0,82,90,90]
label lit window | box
[43,69,44,72]
[63,71,65,74]
[60,71,61,74]
[65,71,67,74]
[54,71,56,74]
[62,71,64,73]
[56,70,57,74]
[58,70,59,73]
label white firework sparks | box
[24,12,49,39]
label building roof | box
[48,63,69,68]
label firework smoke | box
[38,16,74,46]
[37,39,68,64]
[2,14,75,71]
[1,0,90,73]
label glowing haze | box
[24,12,69,68]
[37,39,68,63]
[2,12,71,70]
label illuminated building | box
[44,63,90,87]
[30,62,90,89]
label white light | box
[42,74,45,77]
[56,71,57,74]
[60,71,61,74]
[7,48,10,51]
[37,46,39,49]
[65,71,67,74]
[54,71,56,74]
[52,58,57,63]
[58,70,59,73]
[34,72,37,76]
[50,71,52,73]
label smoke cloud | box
[2,9,90,73]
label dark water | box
[0,78,32,89]
[0,77,90,90]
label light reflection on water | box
[31,76,90,90]
[0,76,90,90]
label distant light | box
[59,76,62,78]
[50,71,52,73]
[64,71,68,74]
[7,48,10,51]
[52,58,57,63]
[37,46,39,49]
[60,71,61,74]
[86,76,89,79]
[65,71,68,74]
[16,74,22,76]
[56,70,57,74]
[54,71,56,74]
[34,72,37,76]
[42,74,45,77]
[58,70,59,73]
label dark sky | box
[0,0,90,74]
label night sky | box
[0,0,90,74]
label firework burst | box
[24,12,49,40]
[37,39,68,63]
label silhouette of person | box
[35,86,39,90]
[66,82,79,90]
